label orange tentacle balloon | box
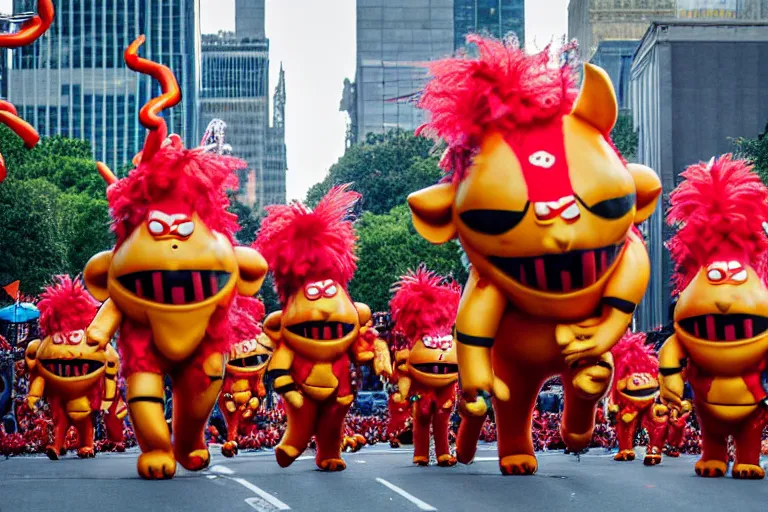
[124,35,182,164]
[96,162,118,185]
[0,0,54,48]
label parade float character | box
[386,343,413,448]
[606,330,659,463]
[645,399,692,465]
[257,185,392,471]
[0,0,53,183]
[659,154,768,479]
[82,36,267,479]
[407,35,662,475]
[219,295,272,458]
[389,267,462,466]
[24,276,123,460]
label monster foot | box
[694,459,727,478]
[614,449,636,461]
[643,447,662,466]
[562,430,593,453]
[389,438,401,448]
[499,454,538,475]
[437,454,457,467]
[221,441,239,458]
[275,444,301,468]
[342,436,358,452]
[77,447,95,459]
[45,446,60,461]
[317,458,346,471]
[572,363,612,400]
[413,456,429,466]
[114,443,126,453]
[177,449,210,471]
[732,464,765,480]
[666,448,680,458]
[59,448,67,456]
[137,450,176,480]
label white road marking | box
[355,460,367,463]
[231,477,291,511]
[472,457,498,462]
[296,456,314,461]
[206,475,217,479]
[209,465,235,475]
[376,478,437,511]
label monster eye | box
[707,268,726,282]
[68,330,84,344]
[176,221,194,237]
[305,285,321,299]
[323,285,338,298]
[52,333,64,345]
[148,220,166,235]
[459,205,530,235]
[579,193,636,220]
[731,270,747,283]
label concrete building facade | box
[7,0,200,170]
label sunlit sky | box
[1,0,570,201]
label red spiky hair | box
[416,35,579,184]
[37,275,100,337]
[101,36,243,247]
[667,154,768,292]
[255,184,361,304]
[611,330,658,383]
[389,266,462,345]
[229,295,265,342]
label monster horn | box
[0,104,40,183]
[0,0,54,48]
[124,34,182,164]
[96,162,117,185]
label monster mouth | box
[117,270,231,305]
[229,353,270,368]
[621,387,659,399]
[286,321,355,341]
[40,359,104,378]
[678,314,768,342]
[411,363,458,375]
[488,242,624,293]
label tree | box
[56,193,113,277]
[612,111,638,161]
[733,123,768,184]
[350,205,468,312]
[305,130,441,214]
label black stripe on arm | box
[659,367,682,376]
[208,375,223,381]
[127,396,165,405]
[456,331,494,348]
[105,375,116,380]
[601,297,636,314]
[268,369,291,379]
[596,360,613,370]
[275,383,297,394]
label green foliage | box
[56,193,113,276]
[350,205,468,312]
[229,195,263,246]
[305,130,440,214]
[612,111,638,161]
[733,123,768,184]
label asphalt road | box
[1,444,766,512]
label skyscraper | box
[7,0,200,170]
[200,0,286,209]
[345,0,525,144]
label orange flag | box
[2,280,20,301]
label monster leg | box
[664,420,683,457]
[47,398,69,460]
[494,362,548,476]
[221,407,240,458]
[127,372,175,480]
[104,402,126,450]
[644,418,668,465]
[694,404,729,478]
[315,398,354,471]
[560,357,612,453]
[75,414,95,458]
[411,403,432,466]
[731,412,765,480]
[613,416,638,461]
[171,354,225,472]
[433,404,455,467]
[275,398,318,468]
[456,411,486,464]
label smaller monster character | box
[24,276,123,460]
[645,400,692,464]
[386,345,413,448]
[0,0,53,183]
[606,330,659,463]
[660,154,768,479]
[258,185,392,471]
[389,266,462,466]
[219,295,272,457]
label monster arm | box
[558,232,649,365]
[394,373,411,403]
[267,343,303,409]
[658,333,687,407]
[24,340,44,409]
[87,299,122,350]
[455,268,510,403]
[102,345,120,411]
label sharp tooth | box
[323,326,332,340]
[73,365,80,377]
[561,203,580,220]
[82,363,89,374]
[152,272,164,303]
[534,203,550,217]
[433,365,439,374]
[65,364,71,377]
[57,363,63,375]
[337,323,344,338]
[744,318,754,338]
[311,327,320,340]
[582,251,597,285]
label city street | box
[1,444,766,512]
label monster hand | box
[242,397,259,419]
[27,396,40,411]
[660,373,684,407]
[283,390,304,409]
[372,340,392,378]
[652,403,669,418]
[101,399,113,413]
[459,395,487,417]
[556,309,629,365]
[392,392,406,404]
[441,399,454,410]
[621,411,638,424]
[223,394,237,413]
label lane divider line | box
[230,477,291,511]
[209,465,235,475]
[376,477,437,511]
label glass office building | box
[453,0,525,50]
[8,0,200,170]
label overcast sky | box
[1,0,569,201]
